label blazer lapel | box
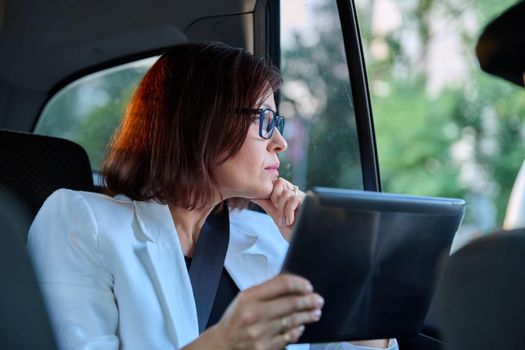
[225,210,289,291]
[133,200,199,348]
[225,211,311,350]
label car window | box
[280,0,364,190]
[355,0,525,249]
[35,57,157,170]
[35,1,364,192]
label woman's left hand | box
[251,177,306,241]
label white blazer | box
[28,189,397,350]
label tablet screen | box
[281,187,465,343]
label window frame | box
[268,0,381,191]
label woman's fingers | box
[267,326,306,349]
[250,292,323,326]
[251,177,305,241]
[275,188,293,225]
[241,276,323,341]
[215,274,323,350]
[248,306,318,343]
[265,308,322,334]
[247,313,311,350]
[283,194,301,226]
[270,178,304,226]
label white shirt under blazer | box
[28,189,397,350]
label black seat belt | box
[188,205,230,333]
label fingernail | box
[312,309,322,318]
[305,283,313,292]
[298,325,305,334]
[316,296,324,306]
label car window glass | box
[35,57,157,170]
[280,0,363,190]
[355,0,525,250]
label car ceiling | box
[0,0,262,130]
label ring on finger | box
[283,332,291,343]
[292,185,299,196]
[281,316,289,330]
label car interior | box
[1,0,524,349]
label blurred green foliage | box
[355,0,525,227]
[280,19,362,190]
[37,66,146,169]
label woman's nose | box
[268,129,288,153]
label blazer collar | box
[132,199,199,347]
[133,199,177,243]
[222,214,310,350]
[225,209,289,290]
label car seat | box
[0,189,58,349]
[436,230,525,350]
[0,129,94,223]
[0,130,94,349]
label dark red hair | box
[102,42,281,209]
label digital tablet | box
[281,187,465,343]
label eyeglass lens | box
[260,109,284,139]
[261,109,274,137]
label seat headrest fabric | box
[0,129,94,217]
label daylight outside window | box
[35,57,157,171]
[355,0,525,249]
[280,0,363,191]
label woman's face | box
[214,92,288,200]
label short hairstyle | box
[102,42,281,210]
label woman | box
[28,42,397,350]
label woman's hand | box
[349,339,390,348]
[196,274,323,350]
[251,177,306,241]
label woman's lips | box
[265,163,280,176]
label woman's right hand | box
[209,274,324,350]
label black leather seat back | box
[437,230,525,350]
[0,189,58,350]
[0,129,94,218]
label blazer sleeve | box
[27,189,119,350]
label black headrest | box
[0,129,94,218]
[476,1,525,87]
[437,229,525,350]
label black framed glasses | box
[236,108,285,140]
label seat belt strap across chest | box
[188,205,230,333]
